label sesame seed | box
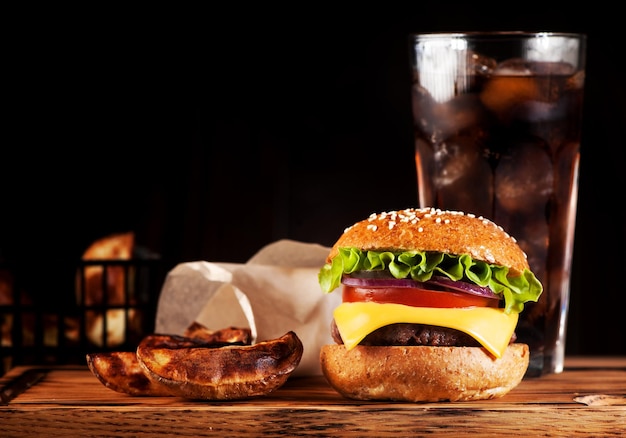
[367,224,378,231]
[418,227,424,232]
[388,221,396,230]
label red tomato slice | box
[342,285,499,308]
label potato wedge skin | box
[86,351,175,396]
[184,323,252,345]
[139,333,230,349]
[137,331,304,400]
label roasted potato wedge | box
[86,351,176,396]
[183,322,252,345]
[86,326,254,396]
[136,331,304,400]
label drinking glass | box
[409,32,586,376]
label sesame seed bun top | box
[326,208,529,275]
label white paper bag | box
[155,240,341,376]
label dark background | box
[2,5,625,355]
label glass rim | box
[410,31,586,40]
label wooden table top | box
[1,356,625,437]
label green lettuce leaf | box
[318,247,543,314]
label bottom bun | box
[320,343,529,402]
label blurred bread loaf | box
[78,232,137,347]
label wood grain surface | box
[1,357,625,437]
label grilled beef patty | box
[331,320,516,347]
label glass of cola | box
[409,31,586,376]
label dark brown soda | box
[412,67,585,375]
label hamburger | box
[317,207,543,402]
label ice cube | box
[413,89,485,145]
[411,84,437,135]
[437,166,495,219]
[481,59,578,120]
[434,134,480,186]
[493,58,534,76]
[433,134,494,218]
[494,139,553,214]
[480,75,539,118]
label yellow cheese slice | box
[333,302,519,358]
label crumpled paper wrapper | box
[154,239,341,376]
